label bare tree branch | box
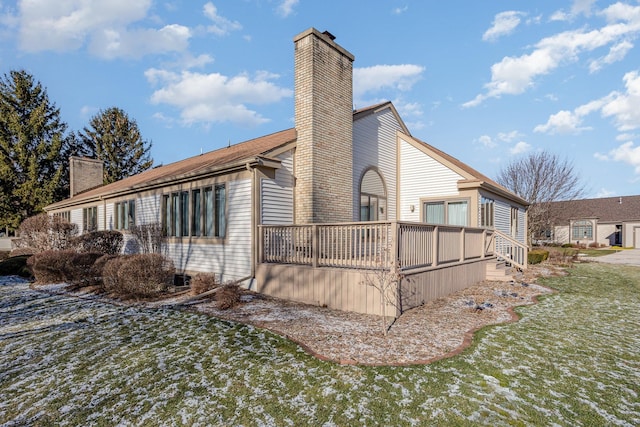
[496,151,587,245]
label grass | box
[1,263,639,426]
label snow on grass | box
[1,265,640,425]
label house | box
[45,28,528,316]
[542,195,640,248]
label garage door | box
[636,227,640,249]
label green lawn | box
[1,263,639,426]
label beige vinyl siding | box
[398,138,463,222]
[261,150,294,225]
[494,199,511,236]
[352,108,400,221]
[105,202,115,230]
[164,178,252,281]
[70,208,83,233]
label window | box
[162,184,226,238]
[191,189,201,237]
[572,220,593,240]
[115,200,135,230]
[215,184,226,237]
[511,206,519,238]
[53,211,70,222]
[359,169,386,221]
[423,200,468,226]
[480,197,494,228]
[83,206,97,232]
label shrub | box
[103,254,175,298]
[10,247,37,257]
[63,252,104,289]
[528,249,550,265]
[130,223,164,254]
[0,251,8,262]
[589,241,600,248]
[548,247,578,266]
[102,256,132,295]
[28,250,76,284]
[561,243,574,248]
[71,230,123,255]
[0,255,32,278]
[190,273,218,296]
[216,283,242,310]
[18,214,77,251]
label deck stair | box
[486,259,522,282]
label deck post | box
[312,224,319,268]
[481,229,486,259]
[432,225,439,267]
[258,225,263,264]
[460,227,465,262]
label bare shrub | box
[9,247,37,257]
[130,223,164,254]
[190,273,219,296]
[102,256,132,294]
[18,214,78,251]
[216,283,242,310]
[28,249,76,284]
[63,252,104,289]
[547,247,578,266]
[103,254,175,298]
[71,230,123,254]
[90,254,119,291]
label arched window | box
[360,169,387,221]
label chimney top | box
[322,30,336,41]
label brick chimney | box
[70,156,103,197]
[293,28,354,223]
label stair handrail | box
[492,229,528,270]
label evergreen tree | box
[0,70,83,231]
[79,107,153,184]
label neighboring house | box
[45,28,528,315]
[543,196,640,248]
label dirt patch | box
[185,265,555,366]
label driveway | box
[585,249,640,266]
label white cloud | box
[464,2,640,107]
[393,6,408,15]
[601,70,640,131]
[589,40,634,72]
[478,135,497,148]
[353,64,424,99]
[534,69,640,135]
[90,24,191,59]
[14,0,191,58]
[497,130,523,142]
[277,0,299,18]
[595,188,615,198]
[595,141,640,174]
[483,11,524,42]
[510,141,531,155]
[145,68,292,126]
[534,110,589,134]
[203,2,241,36]
[572,0,597,17]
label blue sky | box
[1,0,639,198]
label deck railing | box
[486,229,528,270]
[260,221,498,272]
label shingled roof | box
[46,128,297,210]
[546,195,640,224]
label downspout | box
[249,162,258,289]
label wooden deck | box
[257,221,526,316]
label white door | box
[635,227,640,249]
